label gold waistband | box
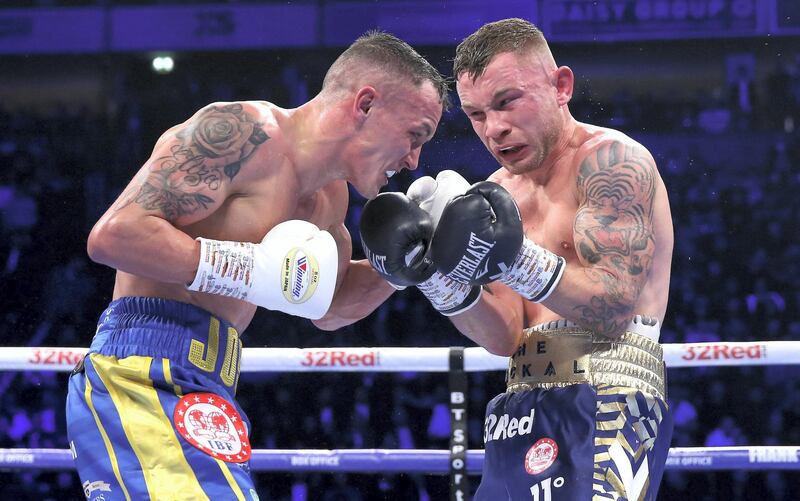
[505,319,666,400]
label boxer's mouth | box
[497,145,524,157]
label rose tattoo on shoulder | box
[179,103,270,181]
[117,103,270,220]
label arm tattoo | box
[573,141,657,334]
[116,103,269,220]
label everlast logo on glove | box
[431,181,524,286]
[447,233,496,283]
[362,244,388,276]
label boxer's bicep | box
[311,221,400,330]
[88,102,271,280]
[111,102,270,227]
[572,141,658,319]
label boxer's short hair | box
[323,30,450,109]
[454,18,549,83]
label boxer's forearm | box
[312,260,395,331]
[450,284,524,356]
[540,264,638,339]
[88,213,200,284]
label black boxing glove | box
[406,171,483,316]
[359,192,436,287]
[432,181,565,302]
[432,181,524,284]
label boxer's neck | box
[281,96,350,196]
[528,114,578,186]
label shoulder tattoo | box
[116,103,270,220]
[573,141,658,332]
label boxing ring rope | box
[1,340,797,372]
[1,342,799,473]
[2,446,799,472]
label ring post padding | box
[448,347,469,500]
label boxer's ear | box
[354,86,377,119]
[553,66,574,106]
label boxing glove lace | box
[433,181,564,302]
[407,171,483,315]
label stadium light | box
[151,55,175,74]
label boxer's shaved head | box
[322,30,450,110]
[454,18,556,83]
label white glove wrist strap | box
[187,238,255,300]
[500,239,565,302]
[418,271,482,316]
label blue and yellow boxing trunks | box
[66,297,259,501]
[475,317,673,501]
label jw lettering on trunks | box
[448,233,496,283]
[483,408,535,444]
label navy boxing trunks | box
[66,297,258,501]
[475,317,673,501]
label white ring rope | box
[0,341,797,372]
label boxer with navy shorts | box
[360,18,675,500]
[478,317,672,499]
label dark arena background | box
[1,1,799,500]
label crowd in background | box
[1,46,800,500]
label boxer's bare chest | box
[523,206,578,260]
[513,185,581,325]
[507,175,580,263]
[187,149,346,245]
[293,183,347,232]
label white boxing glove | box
[187,220,338,320]
[407,170,482,316]
[407,170,471,227]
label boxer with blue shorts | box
[73,31,450,500]
[67,297,256,500]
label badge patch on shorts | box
[525,437,558,475]
[173,392,251,463]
